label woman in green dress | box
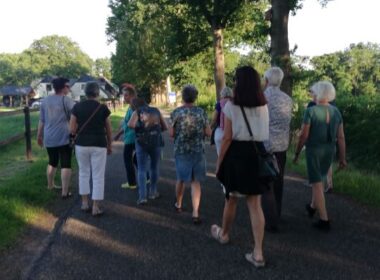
[293,81,347,231]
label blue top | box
[123,107,136,145]
[39,95,75,147]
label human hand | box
[107,146,112,155]
[37,136,43,147]
[338,159,347,170]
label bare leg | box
[190,181,201,218]
[92,200,101,214]
[175,181,185,208]
[246,195,265,262]
[221,197,238,239]
[61,168,72,196]
[312,182,328,220]
[47,165,57,189]
[81,194,89,208]
[326,166,333,191]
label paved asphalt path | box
[24,114,380,280]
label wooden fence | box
[0,107,38,160]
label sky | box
[0,0,379,59]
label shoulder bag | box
[240,106,280,182]
[70,103,103,148]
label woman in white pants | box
[210,87,233,155]
[70,82,112,216]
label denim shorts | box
[175,153,206,182]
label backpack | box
[135,107,164,150]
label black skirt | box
[217,140,268,199]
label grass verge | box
[286,148,380,208]
[0,107,125,249]
[0,112,39,142]
[0,139,54,249]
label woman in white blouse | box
[212,66,269,268]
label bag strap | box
[62,96,70,122]
[75,103,103,137]
[240,105,260,153]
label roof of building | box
[0,86,33,96]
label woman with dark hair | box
[70,82,112,216]
[212,66,269,268]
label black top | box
[72,100,111,147]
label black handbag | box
[240,106,280,182]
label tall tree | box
[107,0,267,99]
[267,0,332,96]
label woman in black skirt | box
[212,66,269,268]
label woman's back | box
[223,101,269,142]
[304,105,342,147]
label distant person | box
[294,81,347,231]
[170,85,211,224]
[210,87,233,155]
[261,67,293,231]
[213,66,268,268]
[37,77,74,198]
[70,82,112,216]
[128,98,167,205]
[114,84,138,189]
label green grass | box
[286,148,380,208]
[0,139,54,249]
[0,112,39,142]
[110,107,127,132]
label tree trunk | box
[212,27,226,100]
[270,0,292,96]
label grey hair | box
[311,81,336,102]
[220,86,233,99]
[85,82,100,98]
[264,67,284,87]
[182,84,198,103]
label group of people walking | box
[37,65,346,268]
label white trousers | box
[75,146,107,200]
[214,127,224,156]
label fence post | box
[24,106,32,161]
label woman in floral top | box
[170,85,211,224]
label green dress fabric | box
[303,105,343,183]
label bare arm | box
[216,116,233,172]
[337,124,347,169]
[159,113,168,131]
[204,123,212,138]
[37,120,44,147]
[127,111,138,128]
[69,114,78,135]
[210,110,219,129]
[293,124,310,163]
[105,117,113,155]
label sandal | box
[210,224,229,244]
[174,202,183,213]
[61,192,73,200]
[192,216,202,225]
[80,205,91,213]
[245,252,266,268]
[92,209,104,217]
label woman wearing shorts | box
[170,85,211,224]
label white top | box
[223,101,269,141]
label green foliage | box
[93,58,112,80]
[310,43,380,96]
[336,94,380,172]
[0,35,94,86]
[107,0,268,95]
